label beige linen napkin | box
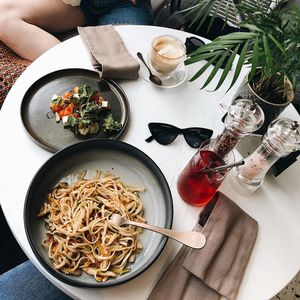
[148,192,258,300]
[78,25,139,79]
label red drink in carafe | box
[177,150,225,206]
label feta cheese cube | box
[52,94,59,101]
[62,116,70,126]
[101,101,108,108]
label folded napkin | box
[78,25,140,79]
[148,192,258,300]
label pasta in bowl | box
[38,171,145,282]
[24,140,173,287]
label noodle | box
[38,170,145,282]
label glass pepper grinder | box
[213,99,265,158]
[229,118,300,195]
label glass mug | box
[149,35,186,79]
[177,139,233,206]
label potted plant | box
[183,0,300,133]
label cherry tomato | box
[58,103,74,117]
[50,102,62,112]
[64,91,72,100]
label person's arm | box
[62,0,81,6]
[62,0,137,5]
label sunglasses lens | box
[189,37,205,47]
[185,37,205,55]
[184,129,213,148]
[149,124,178,145]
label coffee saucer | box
[139,64,188,89]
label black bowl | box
[24,139,173,287]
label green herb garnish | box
[103,114,123,133]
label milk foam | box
[155,38,185,59]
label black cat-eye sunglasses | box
[145,123,213,148]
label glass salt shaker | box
[229,118,300,195]
[213,99,265,158]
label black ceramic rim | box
[24,139,173,287]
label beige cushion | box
[0,42,30,109]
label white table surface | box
[0,25,299,300]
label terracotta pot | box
[233,75,294,134]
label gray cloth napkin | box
[148,192,258,300]
[78,25,140,79]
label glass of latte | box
[149,35,186,79]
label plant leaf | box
[188,43,232,55]
[214,45,240,91]
[216,39,246,44]
[248,35,259,82]
[194,33,256,53]
[201,49,231,89]
[185,50,225,65]
[262,34,273,69]
[239,23,264,33]
[189,56,220,82]
[227,40,249,92]
[268,33,286,54]
[179,2,203,15]
[215,32,257,41]
[189,0,215,27]
[179,0,300,95]
[195,9,211,31]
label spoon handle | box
[125,219,206,249]
[137,52,151,72]
[136,52,162,86]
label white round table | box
[0,25,299,300]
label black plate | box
[24,139,173,287]
[21,68,129,152]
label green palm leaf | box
[195,8,211,30]
[180,0,299,100]
[227,40,249,92]
[268,33,286,54]
[239,23,264,33]
[189,0,215,28]
[189,39,243,56]
[201,49,231,89]
[216,32,257,41]
[179,1,205,14]
[189,56,220,82]
[262,34,273,69]
[248,35,259,82]
[216,39,247,44]
[189,43,233,55]
[214,45,240,91]
[185,50,225,65]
